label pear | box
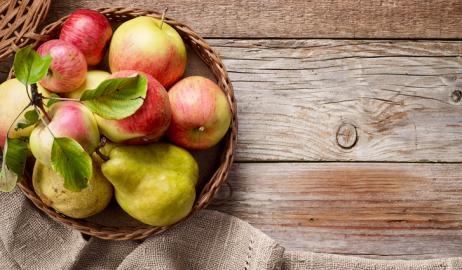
[32,161,113,219]
[100,142,199,226]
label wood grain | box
[208,39,462,162]
[2,2,462,258]
[2,40,462,162]
[211,163,462,259]
[50,0,462,39]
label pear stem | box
[160,7,168,29]
[95,136,109,161]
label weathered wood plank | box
[207,39,462,162]
[211,163,462,259]
[2,40,462,162]
[50,0,462,39]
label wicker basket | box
[0,0,51,59]
[7,7,237,240]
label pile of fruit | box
[0,10,232,227]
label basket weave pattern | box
[0,0,51,59]
[8,7,237,240]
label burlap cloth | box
[1,188,461,270]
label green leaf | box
[13,45,52,85]
[15,109,39,131]
[46,93,61,107]
[51,137,92,192]
[0,137,29,192]
[80,75,148,120]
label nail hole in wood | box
[451,90,462,103]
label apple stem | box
[198,126,205,132]
[95,136,110,161]
[160,7,168,29]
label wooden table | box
[2,0,462,260]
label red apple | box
[95,70,171,144]
[37,39,87,93]
[60,9,112,66]
[29,101,100,166]
[108,16,186,88]
[167,76,232,150]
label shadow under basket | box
[11,7,237,240]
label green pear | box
[100,142,198,226]
[33,161,113,219]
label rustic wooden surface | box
[49,0,462,39]
[1,0,462,260]
[211,163,462,259]
[210,39,462,162]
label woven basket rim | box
[0,0,52,59]
[10,7,238,240]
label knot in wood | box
[451,90,462,103]
[336,123,357,149]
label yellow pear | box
[100,142,198,226]
[32,161,113,219]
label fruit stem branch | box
[160,7,168,29]
[36,102,51,122]
[23,66,33,104]
[95,137,109,161]
[25,84,33,104]
[41,96,80,102]
[5,104,32,141]
[34,106,56,139]
[30,84,51,122]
